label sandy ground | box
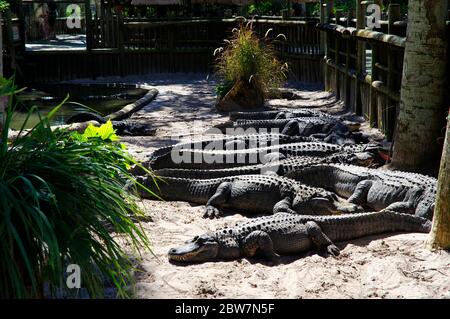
[84,74,450,299]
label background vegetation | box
[215,22,287,98]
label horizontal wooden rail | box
[317,23,405,47]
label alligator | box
[233,117,357,134]
[168,211,431,263]
[149,133,318,160]
[286,164,437,220]
[229,109,333,121]
[154,152,378,179]
[148,141,381,170]
[66,112,155,136]
[229,117,367,144]
[135,174,363,218]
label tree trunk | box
[390,0,448,172]
[0,11,3,78]
[427,110,450,250]
[0,11,4,133]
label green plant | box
[246,0,277,16]
[215,81,234,98]
[214,20,288,98]
[0,77,154,298]
[0,0,9,12]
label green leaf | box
[81,120,118,142]
[46,94,69,121]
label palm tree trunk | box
[390,0,448,171]
[0,11,4,133]
[427,109,450,250]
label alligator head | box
[342,142,386,166]
[168,234,220,263]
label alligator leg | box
[204,182,232,219]
[242,230,280,261]
[305,221,340,256]
[281,119,300,136]
[347,180,373,205]
[383,201,415,215]
[273,197,297,214]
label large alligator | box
[149,142,381,170]
[229,117,367,145]
[149,133,318,160]
[286,164,437,220]
[136,174,362,218]
[229,109,333,121]
[168,211,431,263]
[154,152,378,179]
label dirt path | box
[89,74,450,299]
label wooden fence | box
[316,2,449,140]
[9,17,322,84]
[318,22,405,139]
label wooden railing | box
[318,23,404,139]
[316,2,450,140]
[14,17,322,83]
[316,2,411,140]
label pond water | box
[11,84,147,130]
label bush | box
[0,77,154,298]
[214,20,288,98]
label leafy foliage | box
[246,1,282,16]
[214,20,288,98]
[0,77,154,298]
[0,0,9,12]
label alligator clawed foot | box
[203,206,221,219]
[342,204,365,214]
[265,253,281,266]
[326,244,340,257]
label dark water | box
[11,84,147,130]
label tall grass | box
[215,20,288,98]
[0,77,153,298]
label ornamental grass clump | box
[0,77,154,298]
[215,19,288,102]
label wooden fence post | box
[335,9,342,26]
[334,34,340,100]
[16,0,25,53]
[320,1,330,90]
[168,25,175,73]
[320,0,326,54]
[85,0,93,51]
[388,4,401,35]
[326,0,334,23]
[117,12,124,77]
[345,34,351,108]
[5,9,16,72]
[355,0,366,116]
